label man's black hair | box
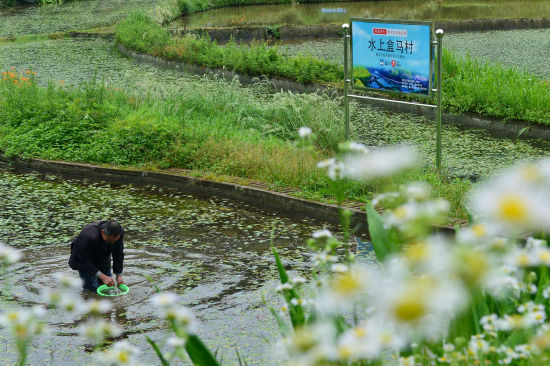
[103,220,122,237]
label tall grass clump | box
[0,68,335,188]
[442,48,550,125]
[115,12,171,54]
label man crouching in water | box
[69,220,125,292]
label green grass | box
[442,48,550,123]
[115,12,342,84]
[0,66,473,219]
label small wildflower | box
[312,229,332,239]
[276,283,293,292]
[341,145,418,181]
[398,356,415,366]
[291,277,306,284]
[298,127,312,138]
[317,158,344,181]
[80,299,113,316]
[97,340,140,365]
[54,272,82,289]
[443,343,455,352]
[163,306,196,333]
[167,336,186,347]
[330,263,349,273]
[291,298,307,306]
[78,319,122,345]
[312,251,338,266]
[150,292,178,308]
[0,243,22,265]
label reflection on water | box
[0,169,344,365]
[172,0,550,28]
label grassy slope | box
[0,68,470,218]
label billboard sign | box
[351,19,433,96]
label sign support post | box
[435,29,444,170]
[343,23,351,141]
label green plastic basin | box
[97,284,129,296]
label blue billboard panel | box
[351,19,433,96]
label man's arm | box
[112,235,124,284]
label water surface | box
[172,0,550,28]
[0,169,340,365]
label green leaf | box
[268,306,291,337]
[185,334,220,366]
[272,245,289,284]
[146,336,171,366]
[366,201,395,260]
[536,265,549,303]
[143,274,161,293]
[272,245,305,328]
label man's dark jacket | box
[69,221,124,276]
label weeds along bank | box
[115,12,550,127]
[0,68,470,218]
[115,13,342,84]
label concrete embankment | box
[0,156,369,229]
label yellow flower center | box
[404,242,428,264]
[392,291,427,323]
[353,326,366,338]
[331,273,363,295]
[498,196,528,223]
[394,206,408,219]
[459,251,489,285]
[538,250,550,264]
[516,253,531,267]
[338,345,352,359]
[521,165,541,182]
[15,324,27,339]
[117,351,129,363]
[472,224,486,237]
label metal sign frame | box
[350,18,434,98]
[342,20,444,169]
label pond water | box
[0,168,344,365]
[172,0,550,28]
[0,0,152,37]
